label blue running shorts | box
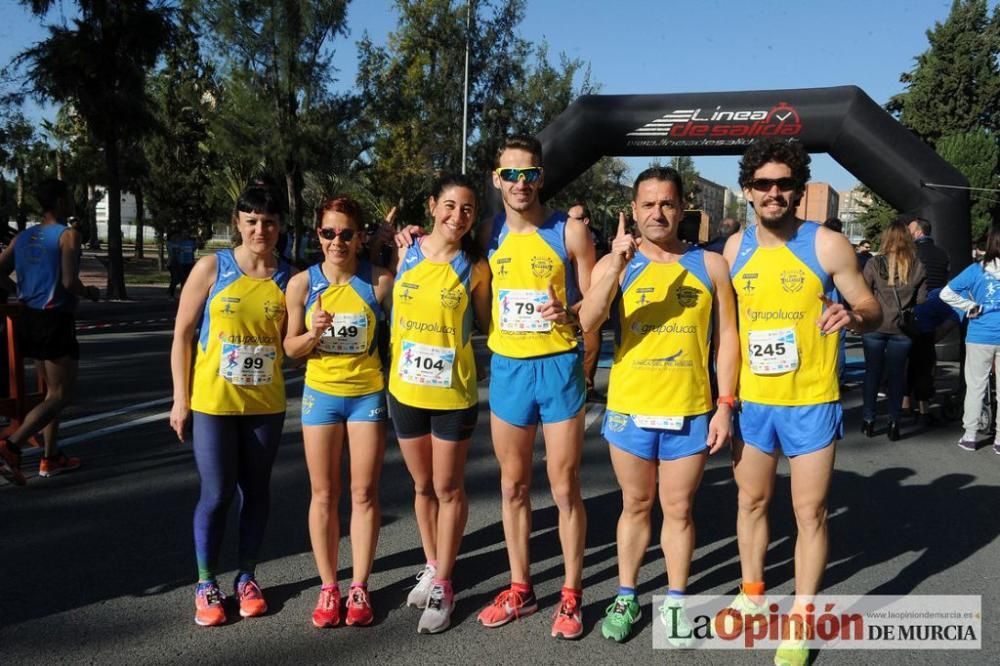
[735,400,842,457]
[489,350,585,427]
[301,385,387,426]
[602,409,710,461]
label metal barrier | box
[0,303,46,447]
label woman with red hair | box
[284,196,393,628]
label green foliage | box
[668,156,702,208]
[550,156,631,240]
[144,6,227,244]
[17,0,173,298]
[887,0,1000,144]
[854,184,898,245]
[936,129,1000,240]
[356,0,597,225]
[201,0,357,255]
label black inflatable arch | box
[535,86,970,273]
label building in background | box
[694,175,726,227]
[838,185,871,242]
[795,182,840,224]
[724,188,749,227]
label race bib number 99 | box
[747,328,799,375]
[317,313,368,354]
[398,340,454,388]
[220,343,276,385]
[498,289,551,332]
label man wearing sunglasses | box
[723,138,881,666]
[476,134,596,639]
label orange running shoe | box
[345,585,374,626]
[312,586,341,628]
[194,582,226,627]
[551,590,583,639]
[235,575,267,618]
[38,452,81,478]
[477,586,538,628]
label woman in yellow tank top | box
[169,178,290,627]
[283,197,393,629]
[388,174,491,633]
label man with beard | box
[476,134,596,639]
[722,139,881,666]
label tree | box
[202,0,354,259]
[18,0,173,298]
[0,113,35,231]
[936,129,1000,240]
[144,4,225,262]
[887,0,1000,145]
[668,155,702,209]
[358,1,598,224]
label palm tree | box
[17,0,172,298]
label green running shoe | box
[720,590,768,634]
[774,638,809,666]
[659,597,695,648]
[601,595,641,642]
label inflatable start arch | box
[535,86,970,273]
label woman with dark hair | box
[389,173,491,633]
[169,178,292,626]
[283,196,393,628]
[941,220,1000,452]
[861,219,927,440]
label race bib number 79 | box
[498,289,551,332]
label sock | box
[742,581,765,605]
[321,583,338,592]
[236,571,254,585]
[667,589,685,600]
[430,577,453,597]
[427,559,438,569]
[561,586,582,599]
[350,581,368,589]
[196,579,217,591]
[617,586,637,599]
[511,581,533,596]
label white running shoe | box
[406,564,437,609]
[417,583,454,634]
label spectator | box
[567,201,606,402]
[907,217,949,289]
[823,217,844,233]
[0,178,99,485]
[856,239,873,271]
[703,217,740,254]
[905,216,951,420]
[861,220,927,441]
[941,220,1000,452]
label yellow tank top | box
[487,211,579,358]
[389,242,478,409]
[191,249,291,415]
[608,248,714,416]
[730,222,839,405]
[303,262,384,397]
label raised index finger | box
[617,211,627,238]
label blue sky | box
[2,0,987,193]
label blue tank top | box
[14,223,76,312]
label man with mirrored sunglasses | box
[476,134,596,640]
[723,138,881,666]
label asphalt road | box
[0,304,996,665]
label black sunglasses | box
[750,177,798,192]
[318,227,356,242]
